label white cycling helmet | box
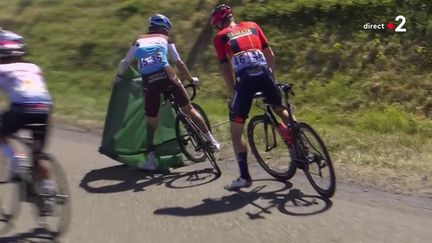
[0,28,25,57]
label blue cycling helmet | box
[148,14,172,32]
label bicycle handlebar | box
[162,80,198,106]
[184,77,199,101]
[278,83,295,96]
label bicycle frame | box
[254,84,297,149]
[249,84,336,197]
[165,84,208,151]
[253,83,310,168]
[163,84,197,118]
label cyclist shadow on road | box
[154,179,333,218]
[0,227,56,243]
[79,164,220,193]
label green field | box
[1,0,431,194]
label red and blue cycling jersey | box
[213,22,269,72]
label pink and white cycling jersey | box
[0,62,52,104]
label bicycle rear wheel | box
[175,103,211,163]
[247,115,297,181]
[296,122,336,198]
[175,116,206,163]
[34,153,71,238]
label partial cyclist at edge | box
[0,28,55,213]
[211,4,293,190]
[116,14,220,171]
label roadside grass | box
[199,98,432,195]
[1,0,431,194]
[321,125,432,194]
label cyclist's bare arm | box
[117,42,138,76]
[262,46,276,76]
[219,62,235,96]
[168,43,194,83]
[255,22,276,76]
[174,60,193,82]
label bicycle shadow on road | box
[0,227,57,243]
[79,164,220,193]
[154,179,333,218]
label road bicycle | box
[247,83,336,198]
[0,123,71,238]
[167,81,221,175]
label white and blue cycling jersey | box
[0,62,52,105]
[117,34,181,76]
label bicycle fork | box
[263,119,278,152]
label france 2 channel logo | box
[363,15,407,32]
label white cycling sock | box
[138,151,157,170]
[205,132,218,144]
[147,151,157,165]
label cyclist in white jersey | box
[0,29,55,213]
[116,14,220,171]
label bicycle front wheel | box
[0,179,21,232]
[34,153,71,238]
[247,115,297,181]
[202,140,221,176]
[296,122,336,198]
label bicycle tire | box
[247,115,297,181]
[190,103,220,174]
[175,114,206,163]
[296,122,336,198]
[34,153,71,238]
[0,178,21,231]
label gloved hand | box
[191,77,199,86]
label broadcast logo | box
[363,15,406,32]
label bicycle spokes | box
[247,116,297,180]
[296,123,335,198]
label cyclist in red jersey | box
[211,4,291,190]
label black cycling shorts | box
[141,67,190,117]
[0,103,50,153]
[229,64,282,124]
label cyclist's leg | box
[167,69,219,149]
[225,71,258,190]
[143,88,160,154]
[171,79,207,133]
[23,110,56,214]
[140,71,166,170]
[0,107,21,180]
[182,103,220,151]
[260,66,291,123]
[30,112,52,181]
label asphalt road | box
[0,127,431,243]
